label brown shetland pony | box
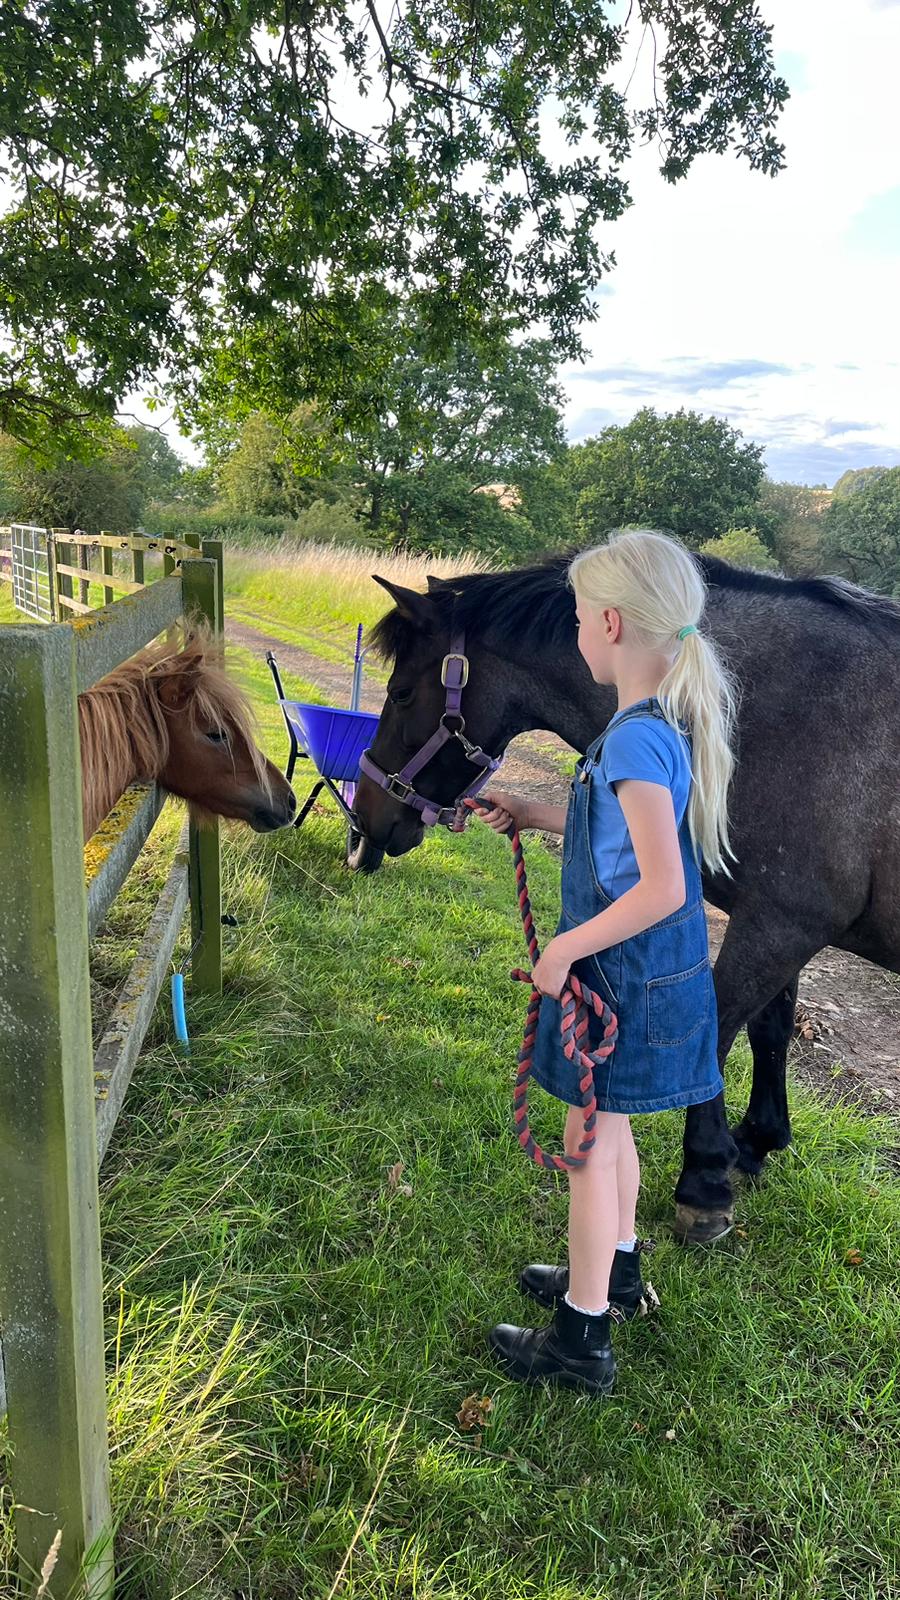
[78,632,296,841]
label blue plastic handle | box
[171,972,190,1051]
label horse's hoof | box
[672,1203,734,1245]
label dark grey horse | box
[353,553,900,1243]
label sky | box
[122,0,900,487]
[557,0,900,485]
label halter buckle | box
[441,652,469,688]
[386,772,414,801]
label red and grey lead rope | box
[465,799,618,1172]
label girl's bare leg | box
[565,1108,626,1311]
[617,1117,640,1242]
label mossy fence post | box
[0,624,113,1599]
[0,543,225,1595]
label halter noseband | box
[358,630,502,828]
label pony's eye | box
[206,728,229,745]
[390,687,414,708]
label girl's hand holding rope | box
[465,795,618,1172]
[479,790,532,834]
[530,934,575,1000]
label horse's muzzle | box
[251,791,297,831]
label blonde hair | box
[569,530,737,875]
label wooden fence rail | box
[0,543,223,1598]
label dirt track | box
[232,615,900,1116]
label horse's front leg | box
[731,977,798,1177]
[673,1094,737,1243]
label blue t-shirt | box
[589,706,692,899]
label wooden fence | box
[0,538,225,1598]
[0,524,208,621]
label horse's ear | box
[155,662,201,711]
[371,574,437,625]
[425,575,444,593]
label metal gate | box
[11,524,55,621]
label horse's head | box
[151,638,296,832]
[79,632,296,840]
[353,576,512,857]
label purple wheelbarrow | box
[267,648,385,873]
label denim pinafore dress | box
[530,701,723,1115]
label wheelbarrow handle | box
[266,649,287,701]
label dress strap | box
[584,699,668,771]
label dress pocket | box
[646,959,711,1047]
[588,949,620,1011]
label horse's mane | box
[370,548,900,659]
[78,629,269,835]
[370,553,575,660]
[695,553,900,636]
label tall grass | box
[224,540,490,645]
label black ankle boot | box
[489,1298,616,1394]
[519,1241,653,1320]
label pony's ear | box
[371,574,437,626]
[155,662,201,711]
[425,575,445,593]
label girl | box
[478,529,736,1395]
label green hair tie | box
[678,625,697,641]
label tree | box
[822,467,900,595]
[0,426,145,532]
[565,408,767,548]
[122,424,185,505]
[0,4,788,448]
[758,479,830,575]
[831,466,888,499]
[213,406,352,520]
[344,325,566,547]
[697,527,780,572]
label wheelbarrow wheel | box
[346,825,384,874]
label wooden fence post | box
[77,533,91,609]
[53,529,72,614]
[0,625,114,1599]
[181,553,223,994]
[100,533,115,608]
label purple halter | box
[358,631,502,828]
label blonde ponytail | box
[569,530,738,875]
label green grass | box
[0,585,17,623]
[2,644,900,1600]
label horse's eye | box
[390,687,414,708]
[206,728,229,745]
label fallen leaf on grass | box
[375,1012,393,1023]
[663,1428,677,1442]
[844,1248,863,1267]
[643,1282,661,1314]
[457,1393,493,1432]
[386,1160,413,1198]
